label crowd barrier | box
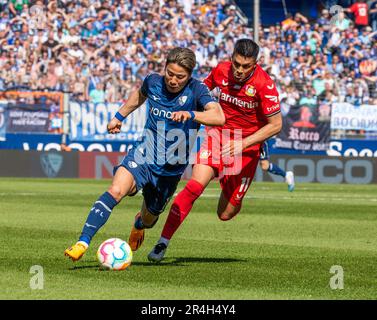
[0,150,376,184]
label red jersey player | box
[345,0,369,28]
[148,39,283,262]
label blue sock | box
[134,215,145,230]
[268,163,286,178]
[79,192,118,246]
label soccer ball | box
[97,238,133,271]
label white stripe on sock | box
[95,201,112,213]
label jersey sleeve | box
[195,81,216,111]
[258,79,281,117]
[140,73,155,97]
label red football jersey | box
[204,61,280,139]
[350,3,369,26]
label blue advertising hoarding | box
[1,133,377,158]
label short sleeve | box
[258,79,281,117]
[195,81,216,111]
[140,73,153,97]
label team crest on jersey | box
[128,161,138,168]
[245,85,256,97]
[178,96,188,106]
[40,152,63,178]
[199,150,211,159]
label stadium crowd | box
[0,0,377,109]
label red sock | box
[161,179,205,240]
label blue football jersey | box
[134,73,215,176]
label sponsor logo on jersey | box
[267,84,275,90]
[267,104,280,113]
[220,92,257,109]
[178,96,188,106]
[235,194,244,200]
[222,80,229,86]
[150,106,173,119]
[152,95,161,101]
[265,95,278,103]
[245,85,256,97]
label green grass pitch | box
[0,177,376,299]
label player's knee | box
[260,161,269,172]
[107,185,125,202]
[217,208,240,221]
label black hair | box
[233,38,259,60]
[166,47,196,74]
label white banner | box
[0,106,5,141]
[69,102,146,141]
[331,103,377,131]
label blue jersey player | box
[64,47,225,261]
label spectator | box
[345,0,370,30]
[370,1,377,31]
[0,0,375,116]
[72,75,88,101]
[343,84,360,105]
[9,0,29,17]
[44,61,59,90]
[89,82,105,104]
[317,9,331,29]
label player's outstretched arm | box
[171,102,225,126]
[107,89,147,134]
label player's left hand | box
[222,139,245,158]
[171,111,191,123]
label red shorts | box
[196,127,260,207]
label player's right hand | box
[171,111,191,123]
[107,118,122,134]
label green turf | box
[0,178,376,299]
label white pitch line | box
[0,192,40,196]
